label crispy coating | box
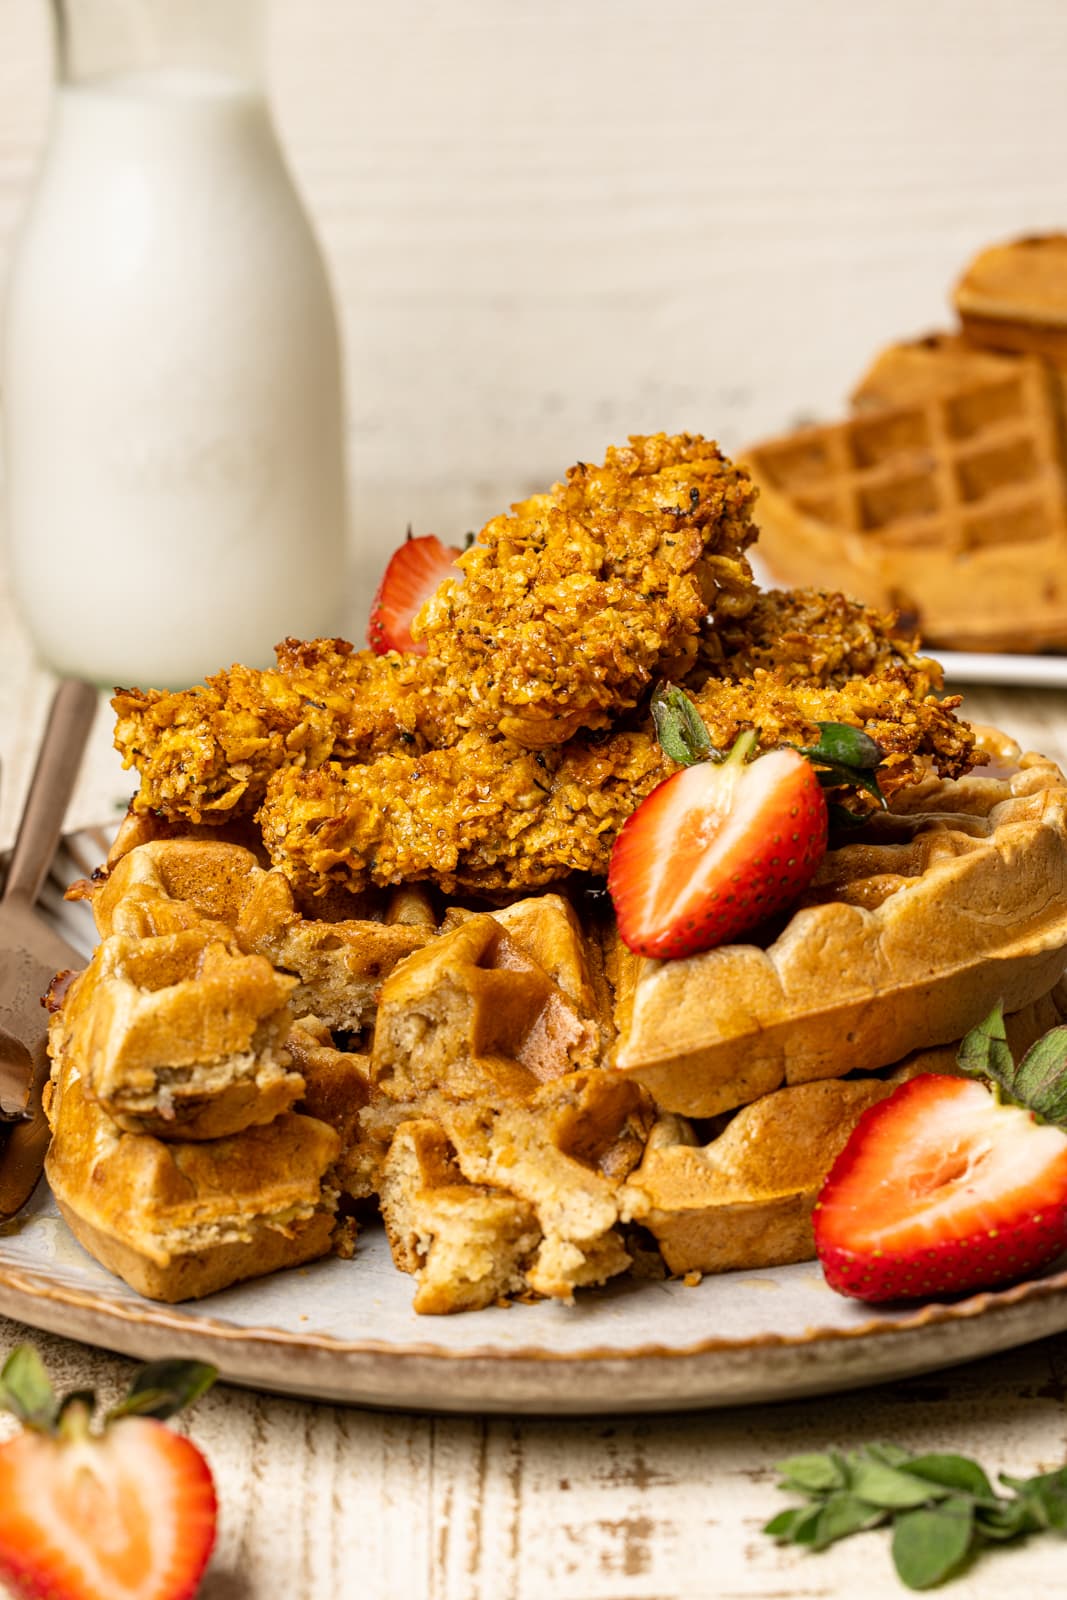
[115,434,758,817]
[414,433,758,746]
[701,587,943,689]
[258,731,670,898]
[113,641,452,821]
[258,593,975,897]
[111,421,975,901]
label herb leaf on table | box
[764,1444,1067,1588]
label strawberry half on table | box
[815,1002,1067,1302]
[0,1346,217,1600]
[367,531,463,655]
[607,686,886,961]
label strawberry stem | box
[725,728,759,766]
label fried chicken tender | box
[258,593,974,897]
[114,434,758,818]
[113,641,451,821]
[702,587,944,689]
[413,433,758,746]
[258,731,670,897]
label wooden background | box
[3,0,1067,605]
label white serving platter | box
[4,830,1067,1415]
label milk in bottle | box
[4,1,349,686]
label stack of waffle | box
[45,729,1067,1312]
[744,235,1067,651]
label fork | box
[0,679,98,1219]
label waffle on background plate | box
[744,235,1067,653]
[44,727,1067,1312]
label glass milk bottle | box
[4,0,349,686]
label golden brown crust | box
[45,1062,340,1303]
[414,433,758,744]
[613,740,1067,1117]
[633,983,1067,1275]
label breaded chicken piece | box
[114,434,757,818]
[258,731,670,898]
[414,433,758,747]
[113,641,452,821]
[701,587,943,690]
[258,612,974,897]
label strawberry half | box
[814,1073,1067,1302]
[367,532,463,655]
[608,732,829,960]
[0,1347,217,1600]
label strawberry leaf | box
[110,1359,218,1422]
[806,722,883,769]
[798,723,889,810]
[0,1345,58,1431]
[956,1002,1016,1097]
[1010,1028,1067,1126]
[650,684,717,767]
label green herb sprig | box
[765,1443,1067,1589]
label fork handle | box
[4,680,98,907]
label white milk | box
[4,70,349,687]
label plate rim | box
[5,1249,1067,1367]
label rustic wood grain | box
[4,1314,1067,1599]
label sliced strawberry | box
[0,1347,217,1600]
[608,739,828,959]
[814,1073,1067,1302]
[0,1419,216,1600]
[367,533,463,655]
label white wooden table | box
[5,567,1067,1599]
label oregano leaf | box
[776,1452,847,1494]
[811,1491,888,1548]
[847,1456,947,1509]
[905,1453,997,1503]
[891,1499,975,1590]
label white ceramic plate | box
[934,652,1067,689]
[6,831,1067,1415]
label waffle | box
[850,332,1023,411]
[630,981,1067,1275]
[744,357,1067,651]
[54,926,301,1140]
[88,837,434,1036]
[379,1119,541,1314]
[613,733,1067,1117]
[955,234,1067,364]
[44,1047,340,1303]
[46,725,1067,1313]
[370,910,604,1105]
[378,1071,653,1309]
